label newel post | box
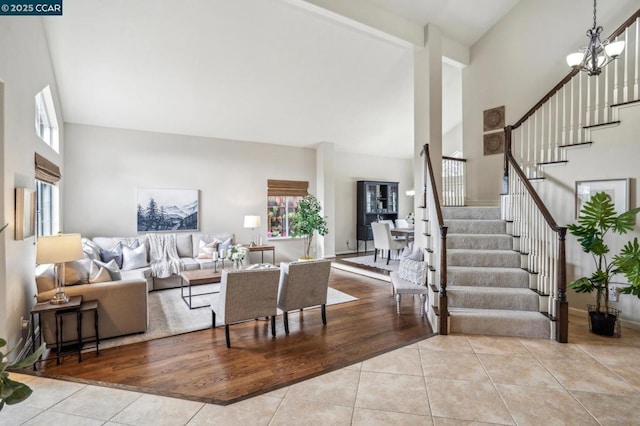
[438,226,448,335]
[502,125,512,194]
[556,227,568,343]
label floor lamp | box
[36,233,83,304]
[244,215,261,247]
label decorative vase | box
[233,259,242,270]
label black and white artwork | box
[137,188,199,232]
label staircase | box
[442,206,550,338]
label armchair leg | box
[283,311,290,335]
[374,249,377,262]
[420,294,427,317]
[271,316,276,337]
[225,325,231,348]
[212,311,216,328]
[387,250,391,265]
[395,294,401,314]
[321,304,327,325]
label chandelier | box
[566,0,625,76]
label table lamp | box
[243,215,261,247]
[36,233,83,304]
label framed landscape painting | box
[137,188,199,232]
[575,178,630,218]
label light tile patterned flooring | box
[3,313,640,425]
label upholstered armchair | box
[210,268,280,348]
[371,221,406,265]
[277,259,332,334]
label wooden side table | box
[247,245,276,264]
[78,300,100,360]
[30,296,82,368]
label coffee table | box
[180,269,222,309]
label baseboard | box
[335,250,357,256]
[331,261,391,282]
[569,306,640,331]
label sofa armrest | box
[37,279,148,344]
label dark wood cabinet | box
[356,180,398,252]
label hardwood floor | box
[29,267,434,405]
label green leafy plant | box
[0,338,45,411]
[289,194,328,259]
[568,192,640,315]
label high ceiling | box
[43,0,520,159]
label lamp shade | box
[243,215,261,229]
[36,233,83,264]
[566,52,584,67]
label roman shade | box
[267,179,308,197]
[35,152,61,184]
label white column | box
[316,142,335,258]
[413,24,443,249]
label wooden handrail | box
[442,156,467,162]
[420,144,444,227]
[513,8,640,130]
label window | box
[36,180,54,237]
[35,86,59,152]
[267,180,308,238]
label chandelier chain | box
[592,0,597,30]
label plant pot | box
[587,305,620,337]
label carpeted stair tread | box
[443,207,500,220]
[445,219,506,234]
[449,308,550,339]
[448,266,529,288]
[447,234,512,250]
[447,249,520,268]
[448,287,538,311]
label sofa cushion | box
[120,267,151,281]
[194,258,216,269]
[191,233,234,258]
[176,234,193,258]
[180,257,200,271]
[100,242,123,268]
[92,259,122,281]
[89,267,112,283]
[196,239,218,259]
[122,243,148,270]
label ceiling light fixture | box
[566,0,625,76]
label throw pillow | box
[398,259,427,285]
[399,245,423,261]
[92,259,122,281]
[82,238,102,261]
[197,240,218,259]
[216,237,233,254]
[64,258,92,285]
[122,243,148,270]
[89,266,112,283]
[100,242,123,268]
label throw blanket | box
[148,233,181,278]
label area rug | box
[100,284,357,350]
[341,255,400,272]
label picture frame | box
[575,178,630,218]
[15,187,36,240]
[137,188,199,232]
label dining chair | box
[371,222,406,265]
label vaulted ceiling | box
[43,0,520,158]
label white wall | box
[64,124,410,261]
[63,124,320,263]
[463,0,639,204]
[0,19,64,348]
[334,152,413,254]
[538,105,640,325]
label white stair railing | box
[442,156,466,206]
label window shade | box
[267,179,308,197]
[35,152,61,184]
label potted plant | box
[1,338,45,411]
[289,194,328,260]
[568,192,640,336]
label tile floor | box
[3,313,640,425]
